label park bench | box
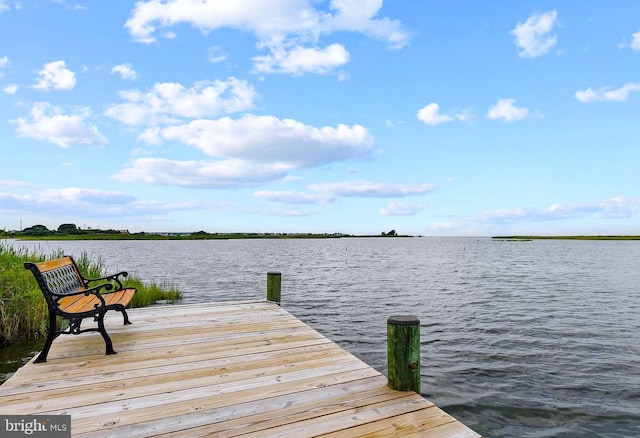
[24,256,136,363]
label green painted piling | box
[267,272,281,305]
[387,315,421,392]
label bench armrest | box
[83,271,129,290]
[51,283,114,307]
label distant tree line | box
[0,225,354,240]
[7,224,126,237]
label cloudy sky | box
[1,1,639,235]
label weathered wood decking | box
[0,301,481,437]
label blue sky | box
[1,1,639,236]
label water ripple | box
[5,237,640,437]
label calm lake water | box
[2,237,639,437]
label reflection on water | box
[0,337,44,382]
[3,237,640,437]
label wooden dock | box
[0,301,481,437]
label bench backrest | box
[24,257,86,309]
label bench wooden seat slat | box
[58,289,136,314]
[24,256,137,363]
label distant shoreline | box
[492,236,640,241]
[1,233,415,241]
[3,233,638,241]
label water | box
[2,237,639,437]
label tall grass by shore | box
[0,243,181,347]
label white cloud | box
[476,196,640,224]
[13,102,108,148]
[261,208,309,217]
[113,115,373,188]
[0,186,199,218]
[126,0,408,46]
[379,202,426,216]
[111,63,137,81]
[327,0,409,49]
[429,222,456,231]
[0,1,10,12]
[105,78,257,126]
[336,70,349,81]
[632,29,640,52]
[253,43,350,76]
[136,128,162,145]
[52,0,86,10]
[255,181,435,205]
[416,103,472,126]
[548,196,639,219]
[113,158,289,188]
[416,103,473,126]
[385,119,405,129]
[207,46,227,63]
[0,56,8,78]
[0,179,27,189]
[33,60,76,90]
[307,180,435,198]
[254,190,332,204]
[511,10,558,58]
[125,0,409,75]
[486,98,530,122]
[575,83,640,103]
[39,187,135,205]
[129,115,373,188]
[145,114,374,168]
[416,103,453,126]
[3,84,18,94]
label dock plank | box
[0,301,481,437]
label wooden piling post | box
[387,315,421,392]
[267,272,281,305]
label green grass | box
[124,277,181,308]
[0,242,181,347]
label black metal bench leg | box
[34,312,58,363]
[97,313,117,355]
[34,337,55,363]
[121,308,132,325]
